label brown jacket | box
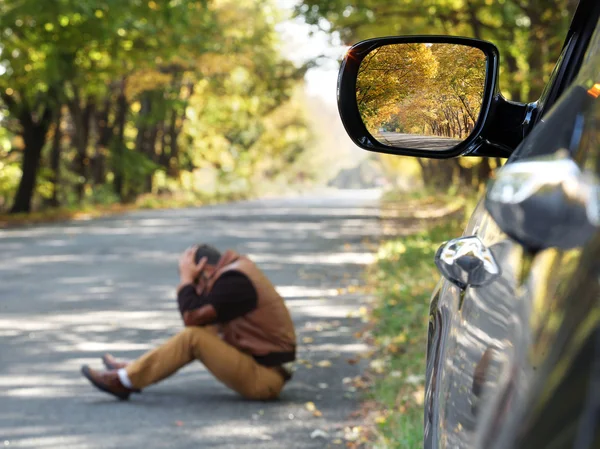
[204,251,296,366]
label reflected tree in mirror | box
[356,43,487,151]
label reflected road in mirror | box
[375,132,463,150]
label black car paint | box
[424,11,600,449]
[337,1,600,448]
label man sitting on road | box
[81,244,297,401]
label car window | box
[574,18,600,89]
[510,17,600,161]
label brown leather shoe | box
[100,354,142,393]
[102,353,128,370]
[81,365,132,400]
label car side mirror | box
[338,36,503,158]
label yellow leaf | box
[394,333,407,344]
[305,401,316,412]
[413,387,425,405]
[302,337,314,344]
[375,416,387,425]
[317,360,332,368]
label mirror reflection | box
[356,43,487,151]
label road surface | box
[0,190,381,449]
[375,132,462,150]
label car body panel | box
[424,9,600,449]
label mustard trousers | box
[125,326,285,400]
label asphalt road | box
[375,132,462,150]
[0,189,381,449]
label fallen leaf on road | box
[346,358,359,365]
[302,337,314,344]
[332,438,343,445]
[310,429,329,439]
[313,410,323,418]
[317,360,332,368]
[305,401,317,412]
[344,426,361,441]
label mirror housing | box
[338,36,528,159]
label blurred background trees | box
[0,0,311,213]
[296,0,577,191]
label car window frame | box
[529,0,600,132]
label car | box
[336,0,600,448]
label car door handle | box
[435,236,501,289]
[485,150,599,250]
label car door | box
[425,9,600,449]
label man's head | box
[194,244,222,268]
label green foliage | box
[297,0,576,101]
[0,0,313,213]
[366,195,466,447]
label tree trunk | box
[167,108,180,177]
[477,158,492,185]
[10,108,54,213]
[158,121,169,168]
[69,95,94,203]
[48,109,62,208]
[93,98,113,185]
[113,80,128,200]
[504,52,522,102]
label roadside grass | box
[362,194,468,448]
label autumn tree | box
[356,43,438,131]
[0,0,312,213]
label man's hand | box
[178,246,207,285]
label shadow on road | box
[0,190,381,449]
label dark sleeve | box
[177,284,210,316]
[176,272,258,322]
[208,271,258,322]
